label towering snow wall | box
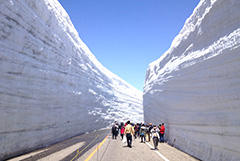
[144,0,240,160]
[0,0,143,159]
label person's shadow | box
[123,145,134,148]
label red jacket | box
[121,127,125,134]
[160,125,165,134]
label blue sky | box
[58,0,200,91]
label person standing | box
[145,124,150,142]
[112,123,118,139]
[115,122,119,137]
[124,121,135,148]
[158,124,162,143]
[137,123,141,137]
[119,122,124,135]
[148,123,153,142]
[120,125,125,140]
[151,126,160,150]
[134,124,138,139]
[160,123,165,143]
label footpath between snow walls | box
[0,0,143,160]
[143,0,240,160]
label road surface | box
[8,129,199,161]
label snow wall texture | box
[143,0,240,160]
[0,0,143,159]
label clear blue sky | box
[58,0,200,91]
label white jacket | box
[151,128,160,138]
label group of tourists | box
[111,121,165,149]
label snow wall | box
[0,0,143,160]
[143,0,240,160]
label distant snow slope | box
[144,0,240,160]
[0,0,143,159]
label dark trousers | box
[112,131,117,139]
[160,133,164,142]
[153,137,159,149]
[136,130,140,137]
[140,135,145,142]
[126,133,132,147]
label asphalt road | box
[8,129,199,161]
[7,129,110,161]
[79,133,200,161]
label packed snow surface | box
[0,0,143,159]
[144,0,240,160]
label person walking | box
[151,126,160,150]
[148,123,153,142]
[146,124,150,142]
[124,121,135,148]
[139,124,146,143]
[160,123,165,143]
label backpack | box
[152,132,158,138]
[112,125,116,132]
